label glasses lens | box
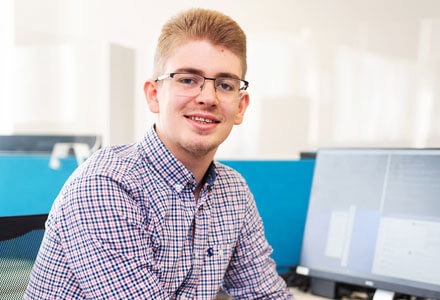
[215,78,241,93]
[216,78,246,102]
[171,73,204,96]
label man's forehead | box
[173,67,241,79]
[163,40,243,78]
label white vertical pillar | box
[413,20,435,148]
[0,0,15,134]
[109,44,135,145]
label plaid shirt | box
[25,127,293,299]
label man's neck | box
[177,151,214,187]
[154,127,215,199]
[176,151,214,202]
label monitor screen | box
[298,149,440,299]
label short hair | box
[153,8,247,79]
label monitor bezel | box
[297,267,440,299]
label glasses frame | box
[155,72,249,93]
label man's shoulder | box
[213,161,249,191]
[214,161,245,179]
[67,142,148,186]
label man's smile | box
[186,116,218,124]
[184,113,221,125]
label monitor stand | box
[310,278,337,298]
[373,289,395,300]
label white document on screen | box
[372,217,440,286]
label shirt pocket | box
[201,232,237,280]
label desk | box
[290,288,332,300]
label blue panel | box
[0,155,77,217]
[0,155,315,269]
[220,160,315,269]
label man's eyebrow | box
[174,68,241,79]
[216,72,240,80]
[174,68,204,76]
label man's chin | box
[183,140,219,159]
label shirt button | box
[174,184,183,192]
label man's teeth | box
[189,116,216,123]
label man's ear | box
[234,92,250,125]
[144,79,159,113]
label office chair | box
[0,214,47,300]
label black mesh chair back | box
[0,214,47,300]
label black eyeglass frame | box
[155,72,249,91]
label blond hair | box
[153,8,247,78]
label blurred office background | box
[1,0,440,159]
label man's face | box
[145,40,249,160]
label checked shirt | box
[25,127,293,299]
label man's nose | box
[197,79,219,106]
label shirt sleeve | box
[223,191,294,299]
[56,174,169,299]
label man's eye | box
[178,77,197,84]
[217,79,238,92]
[219,83,233,91]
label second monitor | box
[297,148,440,300]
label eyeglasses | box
[155,72,249,102]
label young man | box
[25,8,293,299]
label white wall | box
[2,0,440,158]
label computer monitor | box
[297,148,440,300]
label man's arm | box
[49,174,168,299]
[223,192,294,299]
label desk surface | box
[290,288,332,300]
[215,288,330,300]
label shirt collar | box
[139,125,217,192]
[205,162,217,187]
